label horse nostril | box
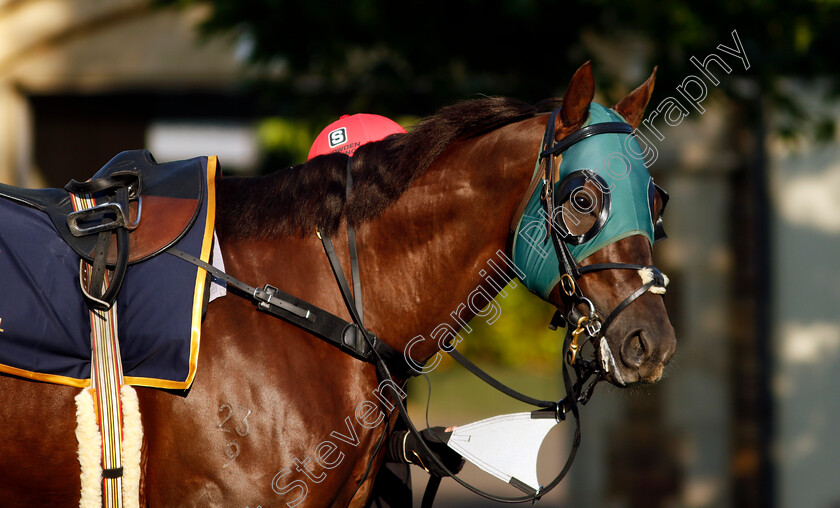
[620,329,648,368]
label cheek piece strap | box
[538,107,668,403]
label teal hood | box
[511,103,655,299]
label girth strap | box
[72,191,128,508]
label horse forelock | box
[215,96,562,240]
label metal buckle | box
[578,297,601,336]
[585,318,602,337]
[67,198,142,236]
[565,297,602,366]
[255,284,312,321]
[256,284,279,312]
[567,315,588,365]
[560,274,576,297]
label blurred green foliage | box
[456,283,564,372]
[406,360,565,422]
[256,117,317,166]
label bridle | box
[168,106,670,505]
[318,106,671,505]
[533,106,670,400]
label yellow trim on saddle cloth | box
[0,156,218,390]
[0,363,91,388]
[0,191,94,388]
[124,155,218,390]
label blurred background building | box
[1,1,838,507]
[0,0,260,188]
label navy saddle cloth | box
[0,150,218,389]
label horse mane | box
[215,96,562,240]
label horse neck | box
[359,116,545,363]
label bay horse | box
[0,62,675,507]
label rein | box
[376,107,670,504]
[315,162,582,504]
[168,107,668,505]
[315,105,670,504]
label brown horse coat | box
[0,63,674,507]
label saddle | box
[0,149,205,308]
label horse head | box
[530,62,676,387]
[348,62,677,392]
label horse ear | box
[558,61,595,130]
[613,66,657,129]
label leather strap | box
[541,122,633,158]
[447,349,558,410]
[345,159,364,324]
[578,262,646,274]
[421,476,441,508]
[577,263,665,331]
[65,170,140,196]
[165,248,310,319]
[73,184,132,310]
[166,247,414,380]
[320,232,398,382]
[601,281,655,332]
[321,235,361,331]
[87,231,111,301]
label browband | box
[541,122,633,159]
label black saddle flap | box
[0,150,207,265]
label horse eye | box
[571,190,594,213]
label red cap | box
[308,113,406,160]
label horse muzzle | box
[597,316,676,386]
